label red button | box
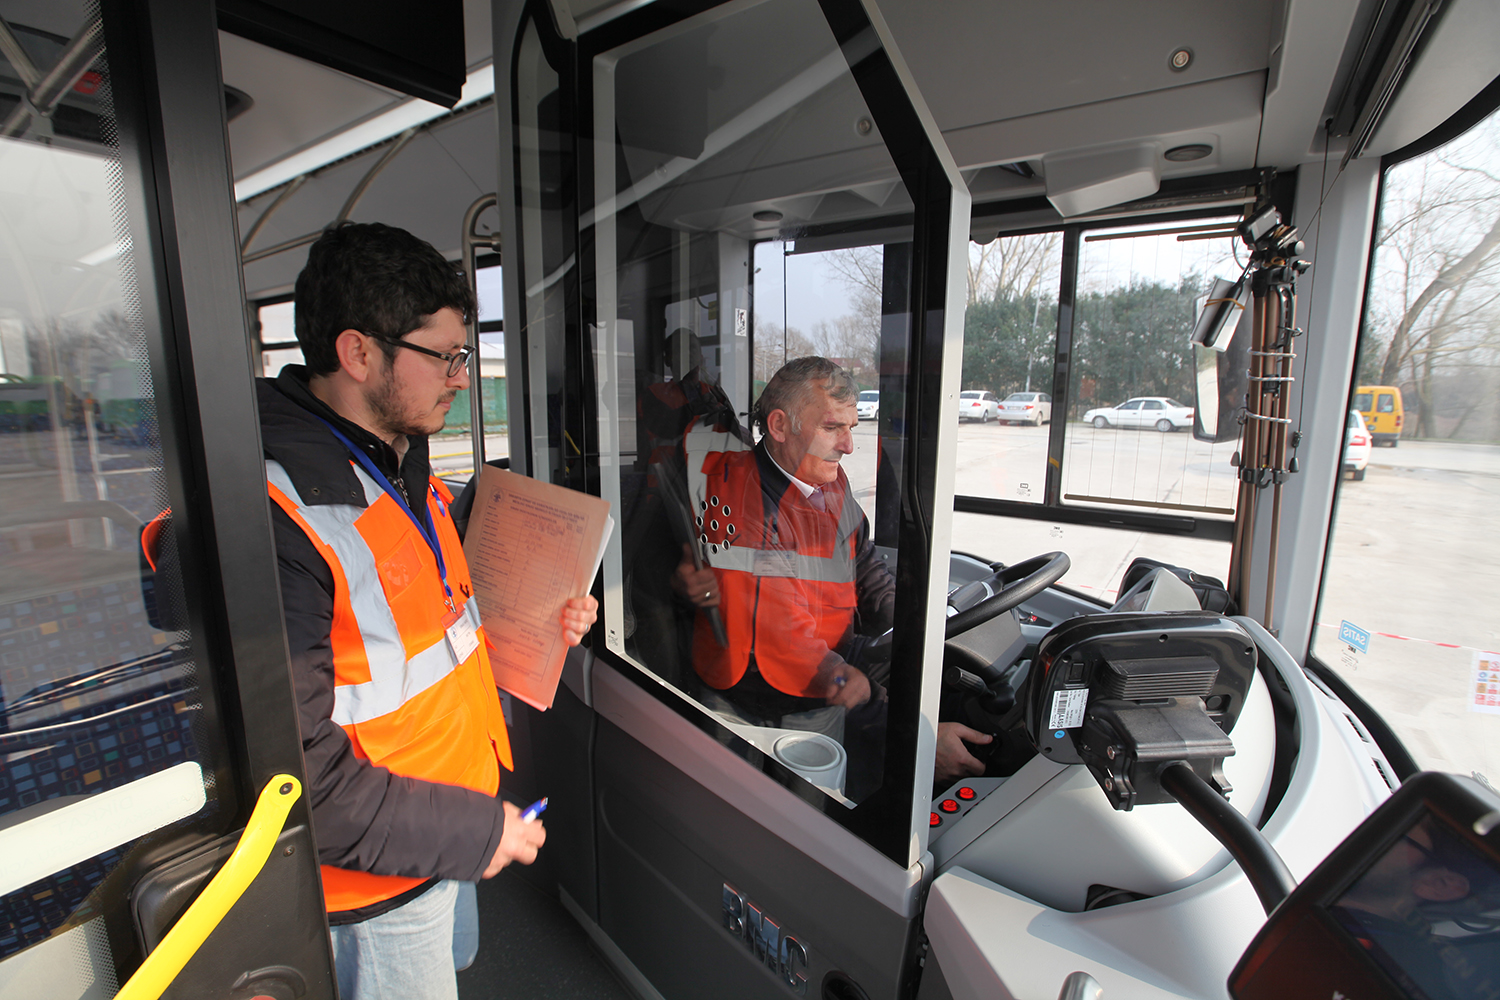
[957,786,976,800]
[929,812,941,827]
[939,799,959,813]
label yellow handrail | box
[114,773,303,1000]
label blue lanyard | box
[316,418,454,609]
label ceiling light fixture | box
[752,210,784,222]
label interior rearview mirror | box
[1192,278,1252,443]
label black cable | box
[1158,760,1297,914]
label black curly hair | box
[293,222,476,376]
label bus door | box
[497,0,969,995]
[0,1,333,996]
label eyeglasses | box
[368,333,474,378]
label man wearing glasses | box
[256,222,597,1000]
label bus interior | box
[1,0,1498,998]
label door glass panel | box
[957,232,1061,503]
[1062,219,1242,525]
[0,0,233,978]
[1311,108,1500,783]
[590,0,921,815]
[753,241,885,530]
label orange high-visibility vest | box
[266,459,512,913]
[686,439,864,697]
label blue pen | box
[520,797,548,823]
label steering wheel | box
[944,551,1070,640]
[850,551,1071,685]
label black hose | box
[1158,761,1297,914]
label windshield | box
[860,391,878,402]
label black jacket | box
[258,367,506,922]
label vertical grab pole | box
[1234,274,1268,607]
[1263,279,1300,628]
[1225,197,1309,623]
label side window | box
[1312,105,1500,785]
[470,259,509,477]
[257,299,301,377]
[1118,399,1141,410]
[955,232,1061,505]
[0,2,240,977]
[1142,400,1162,410]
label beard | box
[365,368,458,440]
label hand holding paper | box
[560,595,599,646]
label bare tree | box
[753,319,819,384]
[1365,116,1500,439]
[968,232,1062,304]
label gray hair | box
[752,356,857,434]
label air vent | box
[1343,712,1373,743]
[1373,756,1399,790]
[1100,656,1218,700]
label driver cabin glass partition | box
[588,0,918,813]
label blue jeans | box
[329,879,479,1000]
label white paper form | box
[463,466,612,709]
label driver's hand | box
[671,543,719,607]
[825,665,871,709]
[935,722,991,785]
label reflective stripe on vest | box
[267,460,488,726]
[683,424,862,584]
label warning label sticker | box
[1048,688,1088,730]
[1472,651,1500,715]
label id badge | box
[444,608,480,662]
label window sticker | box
[1472,651,1500,715]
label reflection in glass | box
[591,0,917,808]
[1331,815,1500,1000]
[0,2,219,966]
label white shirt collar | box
[768,451,818,498]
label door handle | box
[115,774,303,1000]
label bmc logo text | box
[721,882,808,996]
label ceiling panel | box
[220,29,404,180]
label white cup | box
[772,732,847,794]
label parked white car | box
[857,390,879,420]
[996,391,1051,425]
[1344,409,1372,480]
[1083,396,1194,432]
[958,390,1000,422]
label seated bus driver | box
[257,222,597,1000]
[674,357,989,787]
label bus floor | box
[458,867,634,999]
